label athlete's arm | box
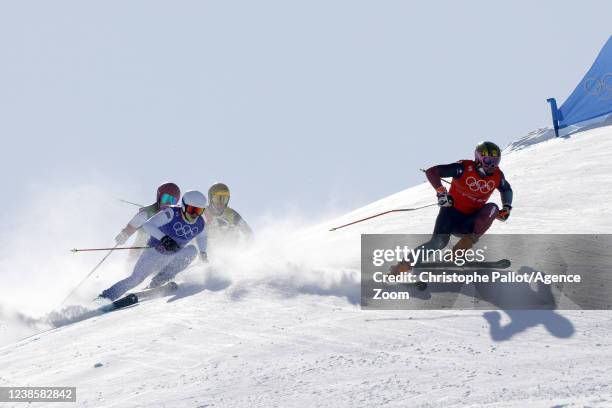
[237,219,253,236]
[497,172,513,206]
[232,210,253,237]
[142,208,174,240]
[122,209,150,234]
[425,162,464,190]
[115,208,153,244]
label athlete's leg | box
[149,245,198,287]
[390,208,460,274]
[420,207,467,251]
[469,203,499,239]
[452,203,500,253]
[101,248,168,300]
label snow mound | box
[504,127,557,153]
[505,115,612,154]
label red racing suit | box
[449,160,502,214]
[426,160,512,214]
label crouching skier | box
[99,190,208,301]
[390,141,513,274]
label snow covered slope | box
[1,125,612,407]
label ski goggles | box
[476,153,500,170]
[211,193,230,207]
[184,205,205,217]
[159,193,178,206]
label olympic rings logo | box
[173,222,199,239]
[465,176,495,193]
[584,73,612,100]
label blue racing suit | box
[101,206,207,300]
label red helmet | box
[156,182,180,208]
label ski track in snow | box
[1,125,612,407]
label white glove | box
[115,231,130,245]
[436,187,454,207]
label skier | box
[99,190,208,301]
[392,141,513,273]
[114,182,181,259]
[205,182,253,243]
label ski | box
[98,281,179,313]
[131,281,179,300]
[413,258,511,270]
[401,259,511,292]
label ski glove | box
[160,235,180,252]
[497,204,512,221]
[436,187,454,207]
[115,231,129,245]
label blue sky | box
[0,1,610,228]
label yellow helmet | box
[208,182,230,214]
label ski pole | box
[420,168,451,186]
[119,198,144,207]
[329,203,437,232]
[70,246,151,253]
[59,244,119,307]
[330,168,444,232]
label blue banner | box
[548,36,612,135]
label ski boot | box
[388,260,412,276]
[388,261,428,291]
